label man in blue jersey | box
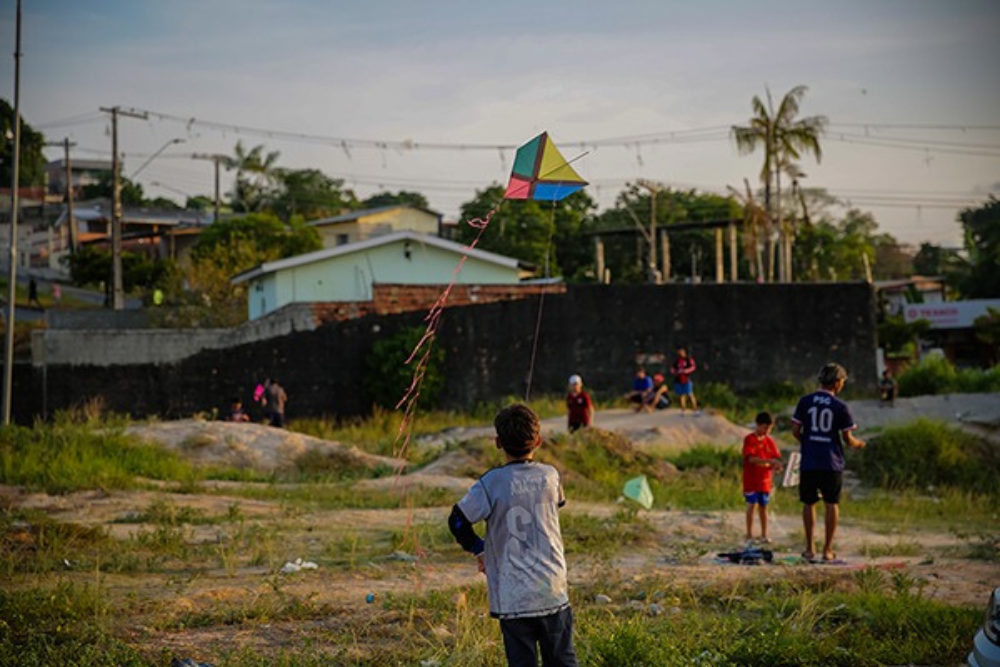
[791,363,866,562]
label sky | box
[2,0,999,247]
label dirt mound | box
[561,409,749,453]
[127,420,406,473]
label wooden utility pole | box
[63,139,76,252]
[99,106,148,310]
[728,222,738,282]
[594,236,605,284]
[2,0,23,425]
[715,227,724,283]
[636,179,665,283]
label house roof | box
[308,204,442,227]
[874,276,947,292]
[231,230,530,285]
[53,199,213,228]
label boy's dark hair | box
[755,411,773,425]
[231,397,241,405]
[494,403,541,456]
[818,362,848,387]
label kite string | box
[388,203,502,555]
[524,200,558,402]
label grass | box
[850,419,999,495]
[1,400,995,664]
[290,395,569,464]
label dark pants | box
[269,412,285,428]
[499,606,578,667]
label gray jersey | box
[458,460,569,619]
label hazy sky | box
[3,0,999,246]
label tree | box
[185,195,214,211]
[454,185,594,276]
[78,171,145,205]
[732,85,827,282]
[590,186,740,283]
[65,245,176,295]
[362,190,429,209]
[0,98,46,188]
[272,168,357,222]
[164,213,323,327]
[192,212,321,267]
[225,141,281,213]
[958,196,1000,298]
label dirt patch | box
[127,420,406,472]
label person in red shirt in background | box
[566,374,594,433]
[670,347,699,414]
[743,411,784,544]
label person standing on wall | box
[791,363,866,562]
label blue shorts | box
[744,492,771,506]
[674,381,693,396]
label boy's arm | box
[448,504,485,556]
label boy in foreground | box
[791,363,866,562]
[742,411,783,544]
[448,404,578,667]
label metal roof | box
[231,230,530,285]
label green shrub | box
[668,445,742,474]
[897,355,1000,396]
[852,419,999,494]
[363,326,445,410]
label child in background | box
[645,373,670,411]
[228,397,250,422]
[448,404,578,667]
[670,347,699,414]
[566,374,593,432]
[743,411,784,544]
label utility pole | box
[99,106,148,310]
[192,153,226,223]
[636,179,665,283]
[2,0,23,425]
[45,139,77,253]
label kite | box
[390,132,588,554]
[622,475,654,510]
[504,132,588,202]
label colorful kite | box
[505,132,588,201]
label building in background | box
[232,230,536,321]
[308,205,443,248]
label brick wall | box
[311,283,566,324]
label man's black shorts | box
[799,470,843,504]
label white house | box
[232,230,534,321]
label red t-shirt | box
[742,433,781,493]
[567,391,593,426]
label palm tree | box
[728,178,766,281]
[225,141,281,212]
[732,85,826,282]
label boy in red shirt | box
[566,374,593,433]
[743,411,784,543]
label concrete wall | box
[15,283,877,424]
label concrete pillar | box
[715,227,724,283]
